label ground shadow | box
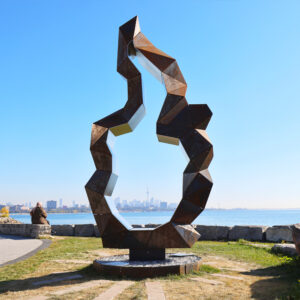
[0,265,116,294]
[0,234,32,240]
[243,257,300,299]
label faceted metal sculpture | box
[86,16,213,260]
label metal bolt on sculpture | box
[86,16,213,261]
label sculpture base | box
[93,253,201,278]
[129,248,165,261]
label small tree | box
[0,207,9,218]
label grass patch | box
[161,264,221,281]
[189,241,282,267]
[198,264,220,274]
[0,237,101,282]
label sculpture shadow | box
[0,265,120,294]
[243,257,300,299]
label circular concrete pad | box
[93,253,201,278]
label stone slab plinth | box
[74,224,95,237]
[195,225,231,240]
[266,226,293,242]
[0,224,50,238]
[51,225,74,236]
[229,226,267,241]
[272,244,298,256]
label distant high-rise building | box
[72,200,76,207]
[150,197,154,206]
[122,199,128,208]
[168,202,177,209]
[160,201,168,210]
[114,197,121,206]
[59,198,63,207]
[47,200,57,210]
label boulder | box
[195,225,231,240]
[30,224,51,238]
[228,226,267,241]
[272,244,298,256]
[291,223,300,255]
[0,217,22,224]
[0,224,50,238]
[94,225,100,237]
[132,224,145,228]
[74,224,95,237]
[266,226,293,242]
[51,225,74,236]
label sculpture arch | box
[86,16,213,259]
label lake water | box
[11,209,300,226]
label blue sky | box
[0,1,299,209]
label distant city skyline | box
[1,1,300,209]
[3,197,300,210]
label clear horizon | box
[1,1,300,209]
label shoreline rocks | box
[0,223,50,238]
[272,243,298,256]
[0,223,299,246]
[228,226,268,241]
[265,226,293,243]
[291,223,300,255]
[0,217,22,224]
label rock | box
[291,223,300,255]
[195,225,231,240]
[0,217,22,224]
[132,224,145,228]
[228,226,267,241]
[272,244,298,256]
[30,224,51,238]
[74,224,95,237]
[266,226,293,242]
[94,225,100,237]
[0,224,50,238]
[51,225,75,236]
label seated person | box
[30,202,49,225]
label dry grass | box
[115,281,147,300]
[1,280,113,300]
[49,282,113,300]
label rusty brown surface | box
[86,16,213,252]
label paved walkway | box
[0,234,51,267]
[94,281,134,300]
[146,281,166,300]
